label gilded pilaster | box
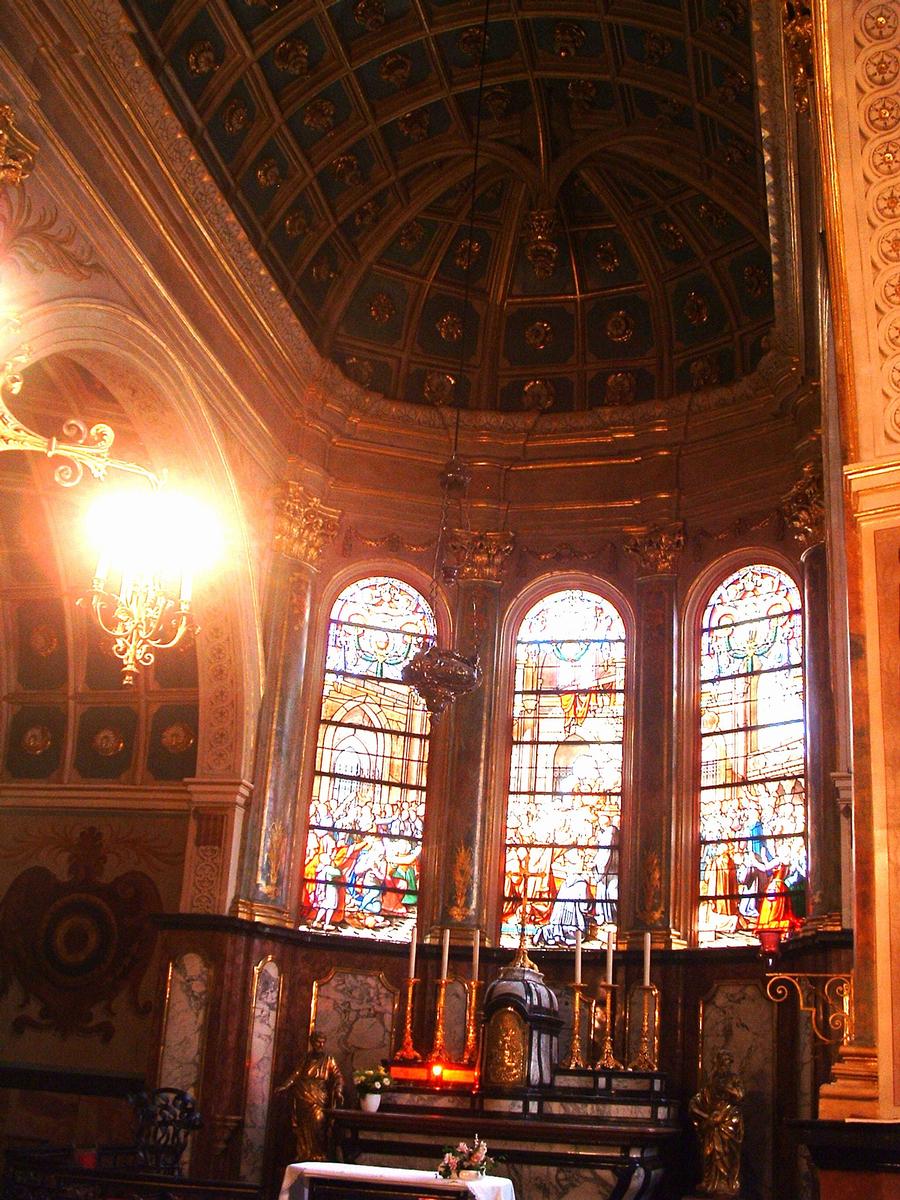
[622,527,684,947]
[233,484,340,924]
[437,528,513,935]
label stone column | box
[232,483,340,925]
[622,528,684,948]
[781,465,843,929]
[435,529,513,938]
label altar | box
[278,1162,515,1200]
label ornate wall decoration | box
[380,53,411,88]
[354,0,385,31]
[369,291,394,324]
[222,99,249,134]
[284,210,307,239]
[636,849,664,926]
[344,356,373,387]
[0,104,37,186]
[484,1008,527,1086]
[332,154,361,186]
[255,158,281,189]
[605,371,636,404]
[354,200,380,231]
[444,529,514,582]
[595,241,619,272]
[312,257,336,283]
[454,238,481,271]
[780,461,825,547]
[437,312,463,342]
[187,41,219,77]
[567,80,597,113]
[644,32,673,66]
[0,827,161,1041]
[524,209,558,279]
[458,26,487,59]
[483,86,510,119]
[0,188,103,279]
[522,378,554,410]
[303,99,335,131]
[398,220,424,251]
[699,199,729,229]
[447,842,474,922]
[525,319,553,350]
[690,355,719,390]
[625,528,685,574]
[398,110,429,142]
[554,22,585,58]
[685,291,710,326]
[783,1,814,115]
[274,37,309,77]
[273,483,340,567]
[424,369,455,405]
[657,220,685,251]
[606,310,635,343]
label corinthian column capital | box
[273,482,341,567]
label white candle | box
[574,928,582,985]
[472,929,480,981]
[642,931,651,988]
[408,926,417,980]
[440,927,450,980]
[605,926,614,985]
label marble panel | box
[158,952,210,1172]
[700,981,774,1200]
[505,1163,620,1200]
[444,977,467,1062]
[240,959,280,1183]
[311,969,398,1095]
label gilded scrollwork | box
[780,461,825,548]
[273,483,341,567]
[625,527,685,574]
[0,105,37,186]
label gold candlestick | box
[394,977,421,1062]
[462,979,483,1065]
[595,982,622,1070]
[628,983,659,1072]
[562,982,587,1069]
[427,978,450,1063]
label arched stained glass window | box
[697,563,807,946]
[301,576,436,941]
[501,588,627,948]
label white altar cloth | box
[279,1161,516,1200]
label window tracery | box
[501,588,627,949]
[697,563,807,946]
[300,576,435,940]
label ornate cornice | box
[783,2,815,115]
[625,527,685,575]
[0,186,103,279]
[780,461,825,548]
[445,528,515,583]
[273,482,340,566]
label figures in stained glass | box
[301,577,435,941]
[697,564,807,946]
[501,589,627,948]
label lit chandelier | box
[0,338,217,685]
[401,0,493,719]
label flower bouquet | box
[353,1064,392,1095]
[437,1136,494,1180]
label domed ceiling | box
[126,0,773,412]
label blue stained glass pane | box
[697,564,807,946]
[502,589,627,949]
[301,576,434,941]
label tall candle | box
[440,927,450,980]
[642,931,651,988]
[408,925,417,980]
[574,928,582,985]
[605,926,614,985]
[472,929,480,981]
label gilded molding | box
[783,2,815,114]
[0,187,103,279]
[445,528,515,583]
[273,483,340,566]
[780,461,826,547]
[0,104,37,186]
[625,527,685,574]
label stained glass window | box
[697,563,807,946]
[300,576,435,941]
[501,588,627,948]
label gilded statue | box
[688,1050,745,1196]
[276,1030,344,1163]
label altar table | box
[278,1162,515,1200]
